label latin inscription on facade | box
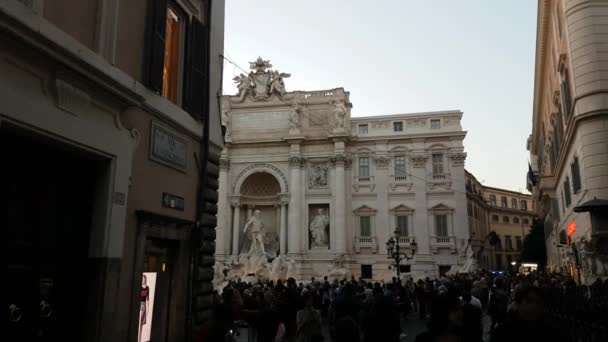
[150,123,188,171]
[231,111,290,130]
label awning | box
[573,197,608,213]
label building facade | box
[2,0,224,340]
[484,187,534,272]
[216,59,470,281]
[465,171,535,272]
[527,0,608,284]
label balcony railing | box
[394,175,407,182]
[355,176,374,183]
[354,236,377,253]
[430,236,456,253]
[432,173,448,181]
[398,236,413,244]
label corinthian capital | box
[449,152,467,166]
[330,154,347,167]
[220,158,231,170]
[289,156,305,168]
[410,154,428,168]
[374,156,390,169]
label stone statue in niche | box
[289,103,301,134]
[332,100,347,133]
[242,209,267,256]
[309,163,328,188]
[309,206,330,248]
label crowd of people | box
[200,272,608,342]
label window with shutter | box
[571,157,581,193]
[182,17,210,119]
[360,216,371,237]
[564,177,571,207]
[396,215,408,236]
[561,69,572,120]
[144,0,169,94]
[435,215,448,237]
[432,154,444,174]
[394,156,406,179]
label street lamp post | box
[386,229,417,278]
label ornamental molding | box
[374,156,390,169]
[288,156,306,168]
[449,152,467,166]
[389,182,413,192]
[330,154,347,167]
[410,154,428,168]
[220,158,231,170]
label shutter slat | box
[183,18,210,120]
[144,0,168,93]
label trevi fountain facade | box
[214,58,471,286]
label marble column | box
[288,156,304,254]
[333,154,347,254]
[216,158,230,255]
[231,203,241,255]
[280,201,288,254]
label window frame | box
[430,119,441,129]
[511,198,518,209]
[492,215,499,222]
[521,200,528,211]
[432,153,444,175]
[435,214,448,237]
[502,216,510,224]
[396,215,409,237]
[564,176,572,207]
[394,155,407,179]
[501,196,508,208]
[359,216,372,237]
[358,124,369,135]
[490,194,497,206]
[358,157,370,178]
[393,121,404,132]
[162,2,188,105]
[571,157,582,194]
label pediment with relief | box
[429,203,454,212]
[353,205,377,215]
[390,204,414,213]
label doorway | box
[4,123,107,340]
[138,238,178,342]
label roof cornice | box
[531,0,551,153]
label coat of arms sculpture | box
[233,57,291,102]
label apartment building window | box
[521,200,528,211]
[571,157,581,193]
[359,124,368,135]
[430,119,441,129]
[561,68,573,120]
[144,0,210,117]
[359,157,370,178]
[435,215,448,237]
[513,217,520,224]
[490,194,497,206]
[512,198,518,209]
[516,237,522,251]
[501,196,508,208]
[432,154,444,174]
[396,215,408,236]
[361,265,372,279]
[394,156,407,179]
[505,236,512,250]
[564,176,572,207]
[360,216,371,237]
[503,216,509,223]
[393,121,403,132]
[492,215,499,222]
[523,218,529,225]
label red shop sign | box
[567,221,577,237]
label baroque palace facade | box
[216,58,469,280]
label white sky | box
[222,0,537,192]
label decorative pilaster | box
[216,157,231,255]
[280,199,289,254]
[231,202,241,255]
[449,152,467,166]
[288,156,304,254]
[333,153,347,254]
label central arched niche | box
[237,171,282,255]
[240,172,281,197]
